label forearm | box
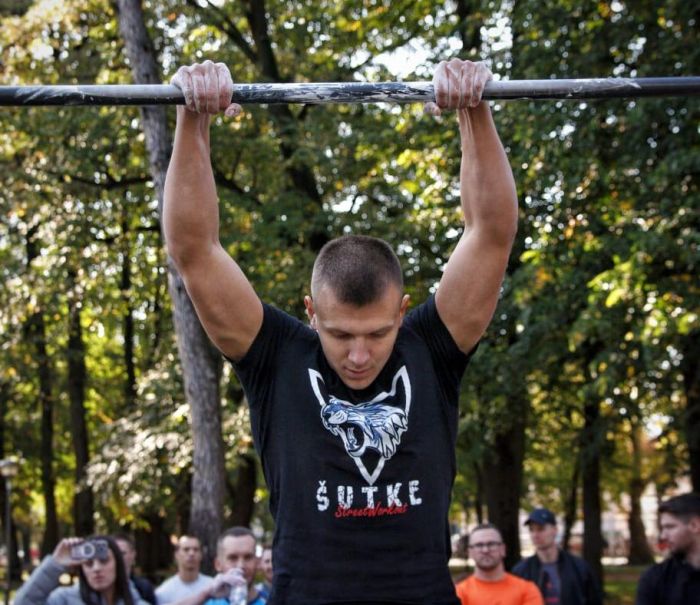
[458,104,518,244]
[13,556,62,605]
[163,108,222,271]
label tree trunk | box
[581,397,604,587]
[562,456,580,551]
[681,331,700,491]
[115,0,226,573]
[24,230,59,556]
[121,211,137,409]
[67,296,94,536]
[627,422,654,565]
[227,453,257,527]
[482,392,527,571]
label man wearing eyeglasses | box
[455,524,542,605]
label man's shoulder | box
[639,556,682,581]
[511,554,538,575]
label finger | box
[225,103,242,118]
[447,59,464,109]
[472,62,493,107]
[215,62,234,111]
[173,67,195,110]
[191,66,206,114]
[423,101,441,117]
[432,61,448,108]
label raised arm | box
[427,59,518,353]
[164,61,263,361]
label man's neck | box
[685,543,700,569]
[474,566,505,582]
[537,545,559,564]
[178,569,199,583]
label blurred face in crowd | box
[659,512,700,556]
[260,547,273,584]
[82,548,117,593]
[115,538,135,576]
[468,527,505,572]
[528,522,558,552]
[216,534,258,587]
[175,536,203,574]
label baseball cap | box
[524,507,556,526]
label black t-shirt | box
[233,296,474,605]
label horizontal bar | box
[0,77,698,107]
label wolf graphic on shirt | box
[309,366,411,485]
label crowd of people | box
[10,491,699,605]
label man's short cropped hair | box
[469,523,503,541]
[217,526,256,552]
[658,492,700,522]
[311,235,403,306]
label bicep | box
[178,243,263,361]
[435,228,511,353]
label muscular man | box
[455,524,542,605]
[165,57,517,604]
[636,492,700,605]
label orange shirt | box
[455,572,544,605]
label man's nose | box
[348,339,370,365]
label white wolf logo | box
[309,366,411,485]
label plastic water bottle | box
[228,584,247,605]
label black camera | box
[70,539,110,561]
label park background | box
[0,0,698,602]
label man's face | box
[468,528,505,572]
[216,535,258,586]
[528,522,558,551]
[659,512,700,556]
[175,536,203,574]
[305,285,409,390]
[260,548,273,583]
[115,539,135,575]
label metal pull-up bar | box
[0,77,698,106]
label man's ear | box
[399,294,410,322]
[304,295,317,329]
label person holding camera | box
[14,536,149,605]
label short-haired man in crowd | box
[172,527,266,605]
[455,523,542,605]
[512,508,602,605]
[156,535,213,604]
[114,533,157,604]
[635,492,700,605]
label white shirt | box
[155,573,213,605]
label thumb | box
[225,103,243,118]
[423,101,441,117]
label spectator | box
[255,545,272,599]
[455,523,542,605]
[635,492,700,605]
[512,508,602,605]
[14,535,148,605]
[155,536,212,604]
[114,533,157,605]
[171,527,265,605]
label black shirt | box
[636,555,700,605]
[234,296,474,605]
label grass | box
[604,565,646,605]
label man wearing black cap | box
[635,492,700,605]
[511,508,602,605]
